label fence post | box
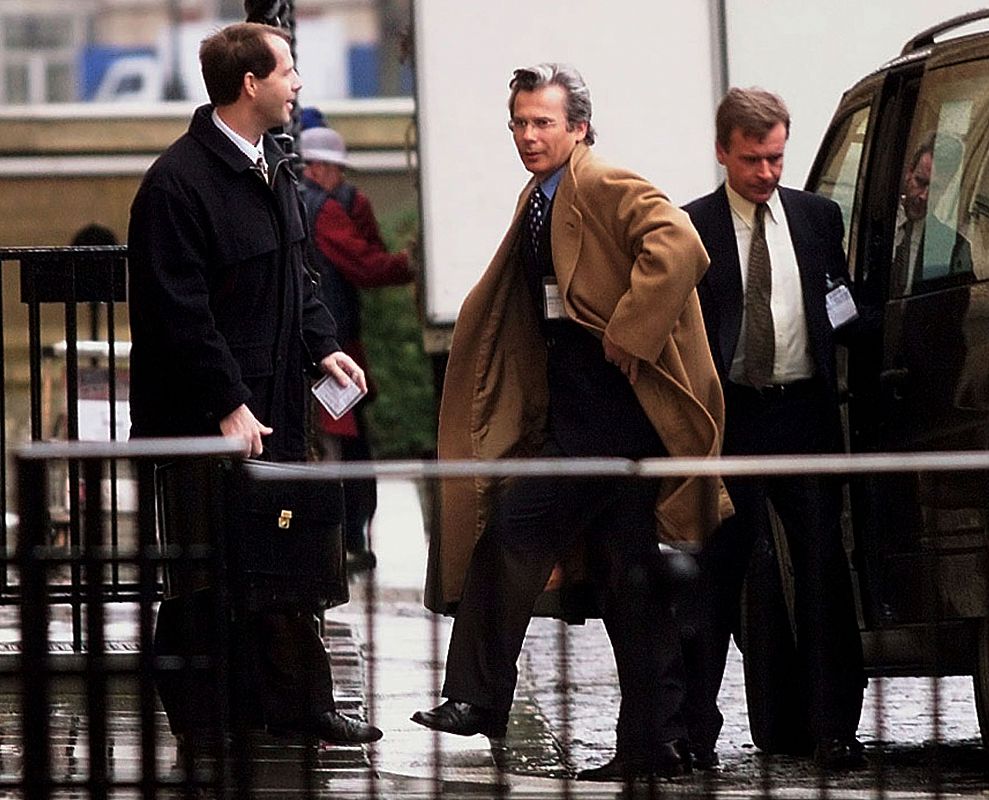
[16,452,53,800]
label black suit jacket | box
[684,185,850,454]
[683,184,849,394]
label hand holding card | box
[311,374,367,419]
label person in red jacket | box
[298,122,416,570]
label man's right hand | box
[219,404,272,457]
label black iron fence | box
[2,246,989,798]
[1,246,130,650]
[12,438,243,799]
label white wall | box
[725,1,987,185]
[414,0,721,326]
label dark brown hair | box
[716,87,790,150]
[199,22,289,106]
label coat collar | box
[189,103,294,179]
[546,143,589,300]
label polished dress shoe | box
[577,740,691,781]
[346,549,377,572]
[411,700,508,738]
[691,746,720,771]
[274,710,383,744]
[814,736,866,771]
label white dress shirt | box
[212,109,267,171]
[725,184,814,384]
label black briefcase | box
[155,458,348,610]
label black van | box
[743,9,989,752]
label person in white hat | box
[298,123,417,571]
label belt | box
[727,377,818,401]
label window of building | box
[0,11,82,103]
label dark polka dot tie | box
[527,186,547,255]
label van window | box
[891,60,989,296]
[812,105,871,256]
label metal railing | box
[1,245,130,651]
[4,450,989,798]
[11,437,244,800]
[2,245,989,797]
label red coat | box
[299,178,414,436]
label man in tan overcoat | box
[412,62,731,781]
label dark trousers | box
[685,381,865,750]
[441,466,687,756]
[340,414,378,553]
[153,590,335,735]
[320,407,377,553]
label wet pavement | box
[1,479,988,797]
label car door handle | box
[879,367,910,386]
[879,367,910,401]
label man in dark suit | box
[892,131,973,295]
[682,87,865,771]
[411,62,728,782]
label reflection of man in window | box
[893,132,972,293]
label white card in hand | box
[311,375,366,419]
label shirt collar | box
[537,165,566,201]
[212,108,265,164]
[725,181,783,227]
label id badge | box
[543,277,565,320]
[825,283,858,329]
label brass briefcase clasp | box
[278,509,293,529]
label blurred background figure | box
[71,222,119,343]
[298,112,417,570]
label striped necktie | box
[256,155,269,184]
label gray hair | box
[508,62,596,145]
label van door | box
[838,57,989,627]
[807,76,891,627]
[883,59,989,452]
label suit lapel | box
[550,147,585,301]
[779,188,819,295]
[778,187,833,384]
[779,188,827,326]
[704,186,744,374]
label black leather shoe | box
[814,737,865,771]
[411,700,508,738]
[691,746,720,771]
[577,740,691,781]
[347,549,377,572]
[275,710,382,744]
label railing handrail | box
[14,436,244,462]
[220,450,989,481]
[16,442,986,479]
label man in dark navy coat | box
[682,87,865,771]
[128,22,379,748]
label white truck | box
[411,0,985,351]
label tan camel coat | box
[428,143,732,611]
